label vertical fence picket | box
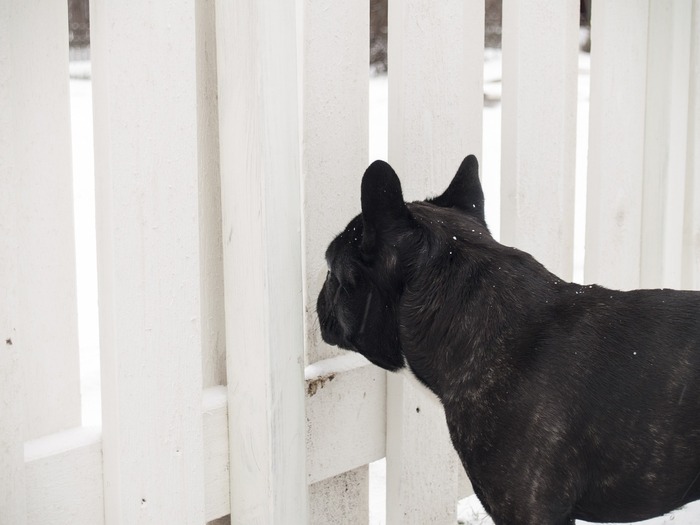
[196,0,226,389]
[640,0,693,289]
[309,467,370,524]
[91,1,206,522]
[5,0,81,441]
[500,0,579,280]
[387,1,483,522]
[0,9,26,512]
[302,1,369,364]
[0,344,25,524]
[585,0,651,289]
[683,0,700,290]
[301,1,371,522]
[215,1,308,523]
[0,5,24,516]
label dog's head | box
[316,155,488,372]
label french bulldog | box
[317,155,700,524]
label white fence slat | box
[202,387,230,521]
[6,0,82,441]
[585,0,651,289]
[196,0,227,388]
[310,466,370,525]
[640,0,693,289]
[683,0,700,290]
[302,0,369,364]
[0,346,25,523]
[91,0,206,522]
[301,2,371,519]
[389,0,484,200]
[387,1,483,522]
[18,377,387,522]
[215,1,308,523]
[306,355,387,485]
[386,375,457,524]
[25,428,104,525]
[0,4,27,520]
[500,0,579,280]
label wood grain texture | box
[386,1,484,522]
[91,0,206,522]
[302,0,370,364]
[501,0,579,280]
[641,0,693,289]
[215,0,308,522]
[6,0,81,441]
[585,0,650,289]
[306,356,386,485]
[684,0,700,290]
[25,428,104,525]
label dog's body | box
[317,156,700,525]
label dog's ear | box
[430,155,486,227]
[361,160,408,255]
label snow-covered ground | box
[69,52,700,524]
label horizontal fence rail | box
[2,0,699,524]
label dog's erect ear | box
[361,160,408,254]
[430,155,486,227]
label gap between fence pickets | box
[21,358,387,522]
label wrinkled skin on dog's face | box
[316,156,700,525]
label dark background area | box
[68,0,89,48]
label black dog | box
[317,155,700,524]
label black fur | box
[317,155,700,525]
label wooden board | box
[91,0,207,521]
[585,0,650,289]
[640,0,693,289]
[215,1,308,522]
[684,0,700,290]
[386,1,484,522]
[7,0,81,441]
[501,0,579,279]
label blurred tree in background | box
[68,0,89,47]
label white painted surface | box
[683,0,700,290]
[585,0,650,289]
[500,0,579,280]
[306,358,386,484]
[640,0,693,289]
[4,0,81,441]
[388,0,484,199]
[386,374,457,525]
[0,342,25,524]
[301,0,370,364]
[25,428,103,525]
[196,0,227,388]
[202,386,230,522]
[215,1,308,522]
[386,1,483,522]
[91,0,206,522]
[310,466,370,525]
[20,387,233,524]
[0,3,26,520]
[17,3,700,525]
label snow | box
[70,51,700,523]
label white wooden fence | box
[1,0,699,524]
